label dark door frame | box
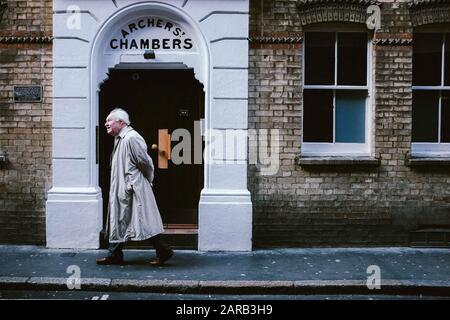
[98,64,204,248]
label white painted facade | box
[47,0,252,251]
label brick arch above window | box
[409,0,450,27]
[296,0,380,27]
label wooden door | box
[99,68,204,248]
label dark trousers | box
[108,234,171,258]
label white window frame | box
[412,32,450,157]
[301,29,373,157]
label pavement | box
[1,245,450,296]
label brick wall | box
[250,0,301,35]
[0,0,51,33]
[0,0,52,244]
[1,0,449,247]
[249,0,450,247]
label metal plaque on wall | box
[14,85,43,102]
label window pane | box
[441,91,450,143]
[412,91,439,142]
[304,32,335,85]
[445,34,450,86]
[303,89,333,142]
[413,33,442,86]
[335,91,366,143]
[337,33,367,86]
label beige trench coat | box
[107,126,164,243]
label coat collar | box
[118,125,133,139]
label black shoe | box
[96,256,124,265]
[150,249,173,266]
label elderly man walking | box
[96,108,173,266]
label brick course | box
[249,0,450,247]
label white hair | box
[108,108,130,125]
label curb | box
[1,277,450,296]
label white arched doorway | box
[47,0,251,251]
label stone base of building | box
[46,187,102,249]
[198,189,252,251]
[45,187,253,251]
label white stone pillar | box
[46,2,105,248]
[197,2,252,251]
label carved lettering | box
[109,16,195,51]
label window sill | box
[297,156,380,166]
[406,157,450,166]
